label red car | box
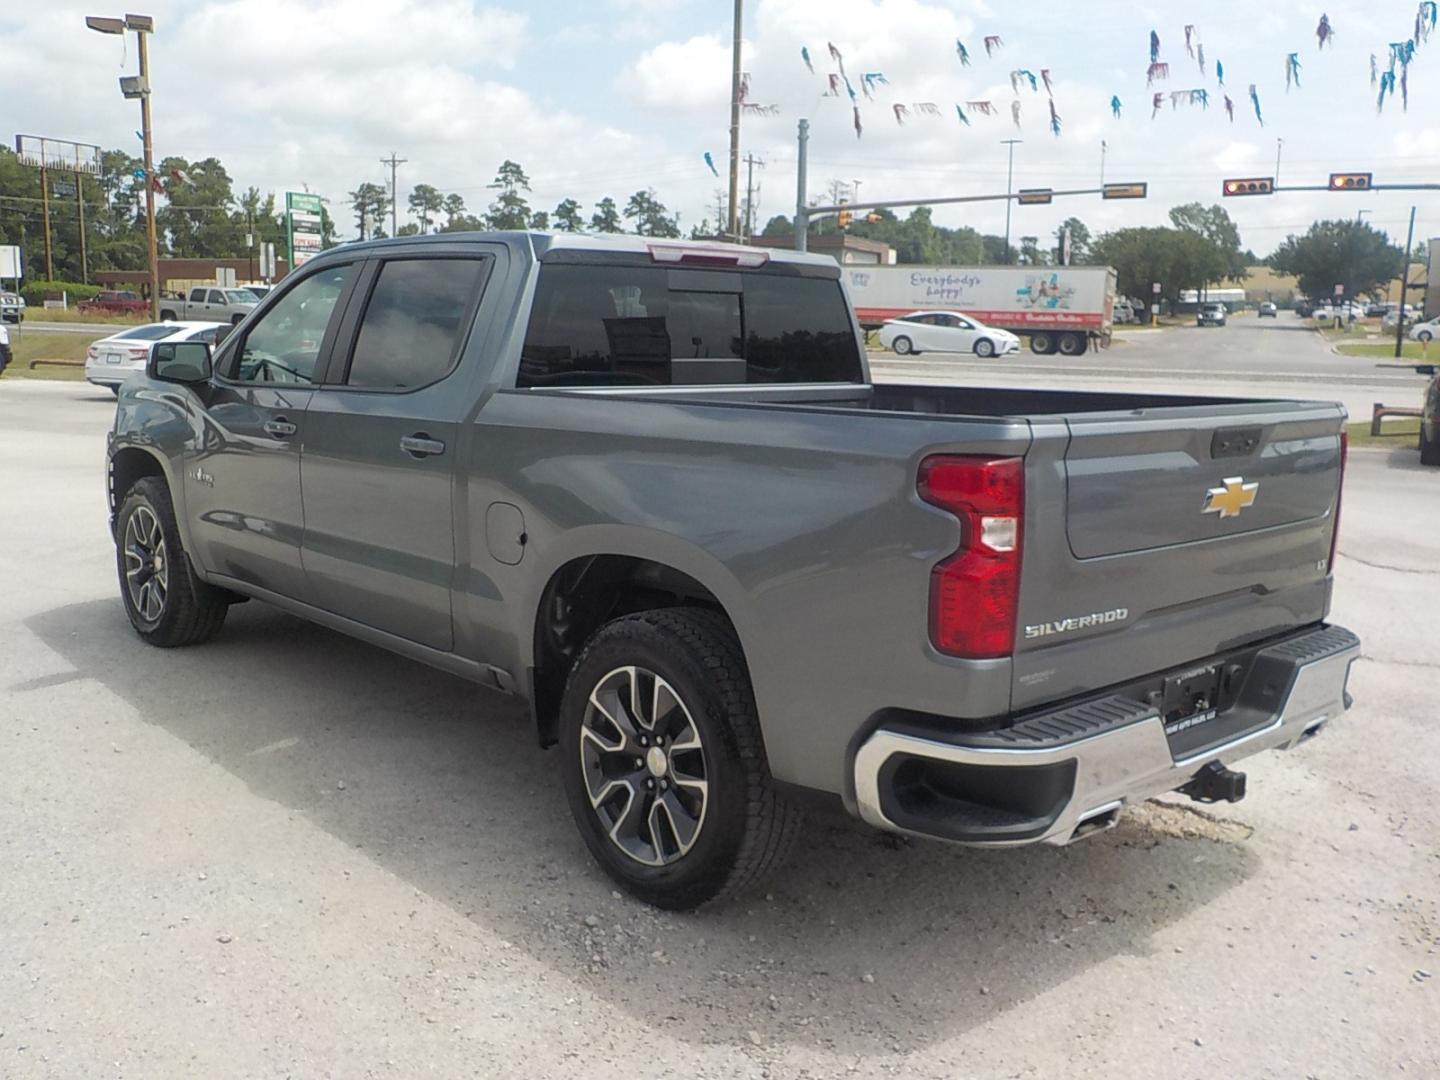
[77,290,149,315]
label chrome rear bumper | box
[853,625,1359,847]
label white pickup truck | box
[159,286,261,325]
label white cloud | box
[625,34,736,110]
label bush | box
[19,280,108,307]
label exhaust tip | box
[1069,801,1122,842]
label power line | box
[380,151,407,235]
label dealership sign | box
[286,192,324,268]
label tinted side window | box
[343,258,488,389]
[230,263,353,384]
[207,290,226,305]
[189,288,206,302]
[519,265,861,387]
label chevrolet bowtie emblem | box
[1203,476,1259,519]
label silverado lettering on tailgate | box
[1024,607,1130,640]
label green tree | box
[760,214,792,237]
[1169,202,1246,282]
[553,198,584,231]
[1055,217,1092,264]
[395,223,420,236]
[529,210,550,230]
[1269,220,1404,301]
[441,192,467,230]
[981,234,1017,265]
[485,160,532,230]
[407,183,443,233]
[348,182,387,240]
[157,156,246,258]
[1092,226,1228,305]
[590,196,622,233]
[1018,235,1048,266]
[623,189,680,237]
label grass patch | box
[2,330,107,381]
[22,307,148,326]
[1334,341,1437,362]
[1346,416,1422,449]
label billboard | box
[286,192,325,268]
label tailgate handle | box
[1211,426,1262,459]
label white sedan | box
[877,311,1021,358]
[85,321,226,393]
[1409,317,1440,343]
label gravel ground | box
[1,378,1436,1079]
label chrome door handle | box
[263,418,297,438]
[400,434,446,458]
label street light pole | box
[726,0,743,241]
[137,24,159,321]
[1000,139,1022,264]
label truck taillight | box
[918,455,1024,659]
[1328,431,1347,573]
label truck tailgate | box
[1012,400,1344,711]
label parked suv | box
[106,232,1358,908]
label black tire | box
[1058,332,1087,356]
[558,607,801,910]
[1419,331,1434,343]
[892,335,915,356]
[1421,425,1440,466]
[974,338,996,358]
[115,476,228,647]
[1029,332,1055,355]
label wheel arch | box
[109,445,170,536]
[526,539,753,749]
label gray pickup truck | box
[107,232,1359,909]
[158,285,260,325]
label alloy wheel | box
[579,665,709,867]
[123,505,168,623]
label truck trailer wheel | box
[115,477,229,647]
[558,607,800,910]
[1057,332,1087,356]
[1029,332,1055,355]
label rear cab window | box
[519,262,862,387]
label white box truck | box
[843,264,1118,356]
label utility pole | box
[39,157,53,280]
[1274,137,1284,187]
[743,153,764,241]
[726,0,743,240]
[712,190,726,238]
[1000,138,1022,265]
[76,171,88,284]
[1396,205,1416,359]
[794,118,809,253]
[1100,140,1107,186]
[381,151,407,237]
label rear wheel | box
[1057,332,1087,356]
[891,335,914,356]
[974,338,996,358]
[115,477,228,647]
[1419,330,1434,343]
[559,607,800,910]
[1029,332,1055,355]
[159,309,177,322]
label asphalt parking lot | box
[1,358,1437,1078]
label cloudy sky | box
[3,0,1438,254]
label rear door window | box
[519,264,861,387]
[341,257,490,390]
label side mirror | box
[150,341,212,385]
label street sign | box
[0,245,21,279]
[286,191,325,268]
[259,242,277,281]
[1223,177,1275,196]
[1333,284,1344,297]
[1152,282,1162,295]
[1102,182,1148,200]
[1328,172,1372,191]
[1017,188,1053,205]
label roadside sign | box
[259,242,277,281]
[1152,282,1162,295]
[1333,284,1344,297]
[1102,182,1148,200]
[0,245,21,279]
[286,192,325,269]
[1017,188,1053,205]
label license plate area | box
[1161,665,1221,737]
[105,352,123,364]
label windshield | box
[226,289,259,303]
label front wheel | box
[115,477,228,647]
[559,608,800,910]
[974,338,996,358]
[891,335,914,356]
[1421,424,1440,466]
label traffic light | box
[1017,188,1054,205]
[1328,172,1373,191]
[837,200,852,229]
[864,212,882,223]
[1222,177,1274,197]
